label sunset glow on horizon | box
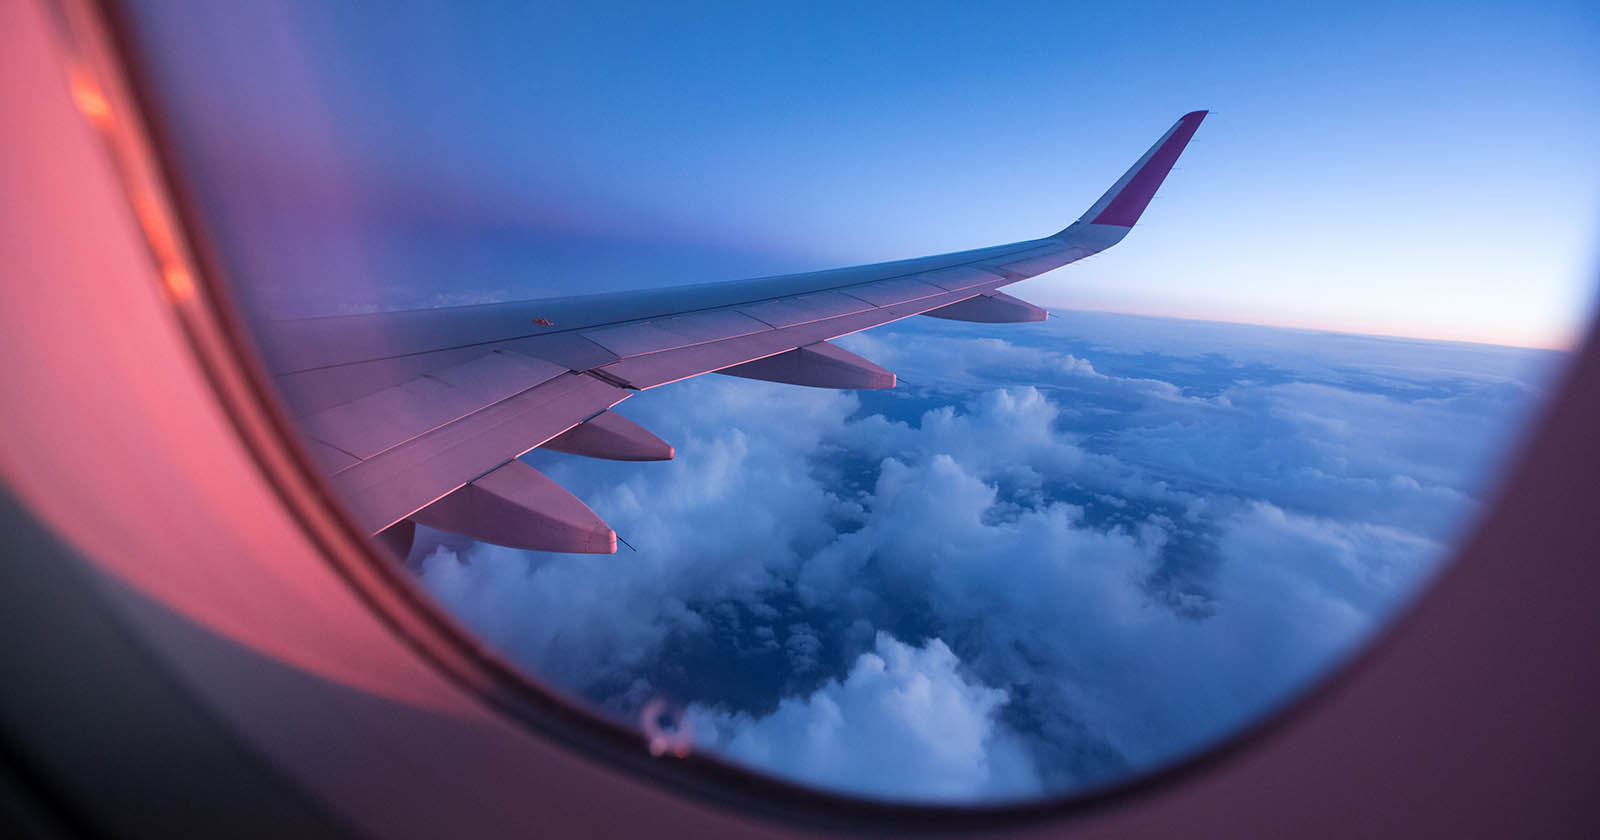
[1037,295,1584,352]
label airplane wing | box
[255,111,1208,554]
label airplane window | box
[113,1,1597,807]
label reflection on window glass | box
[124,1,1594,803]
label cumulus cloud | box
[688,633,1040,801]
[414,310,1556,800]
[786,448,1432,783]
[416,376,860,696]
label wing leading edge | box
[264,111,1207,554]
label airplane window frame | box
[38,0,1598,833]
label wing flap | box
[276,343,496,415]
[598,331,789,390]
[425,348,569,402]
[839,276,947,307]
[299,350,567,460]
[737,290,871,328]
[920,265,1006,292]
[508,332,621,372]
[330,372,629,534]
[582,309,775,359]
[650,309,773,343]
[306,440,360,473]
[582,321,713,359]
[304,375,484,461]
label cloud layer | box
[414,310,1557,801]
[689,632,1039,800]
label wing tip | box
[1078,109,1208,229]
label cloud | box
[688,632,1040,801]
[414,310,1554,799]
[416,376,861,696]
[840,386,1088,489]
[784,447,1431,783]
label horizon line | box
[1047,303,1583,353]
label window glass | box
[121,1,1596,803]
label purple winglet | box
[1090,110,1208,227]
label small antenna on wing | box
[618,535,638,552]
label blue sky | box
[132,1,1599,346]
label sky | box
[128,0,1599,347]
[119,0,1592,805]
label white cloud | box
[413,312,1547,799]
[688,632,1040,801]
[840,386,1087,487]
[418,376,862,691]
[783,448,1427,776]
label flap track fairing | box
[542,410,675,461]
[922,291,1048,323]
[411,460,616,554]
[717,341,895,390]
